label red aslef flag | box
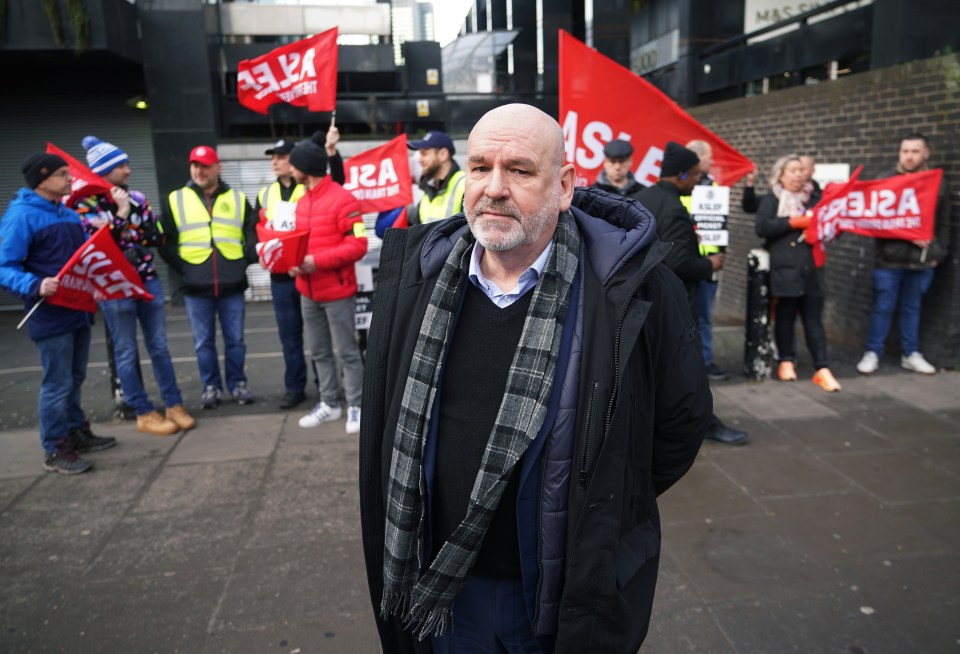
[46,142,114,208]
[237,28,338,115]
[46,225,153,313]
[254,223,310,274]
[342,135,414,213]
[558,31,754,188]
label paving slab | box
[819,448,960,503]
[713,382,840,420]
[166,413,283,464]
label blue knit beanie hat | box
[82,135,129,175]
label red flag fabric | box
[558,31,754,188]
[46,142,114,208]
[804,166,863,267]
[237,28,338,115]
[46,225,153,313]
[342,135,414,213]
[255,223,310,274]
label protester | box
[636,141,748,444]
[683,139,728,381]
[359,104,710,652]
[406,130,465,224]
[75,137,195,435]
[755,154,840,391]
[286,131,367,435]
[159,146,258,409]
[0,152,116,474]
[742,165,760,213]
[590,138,645,199]
[857,133,950,375]
[255,128,345,410]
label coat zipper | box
[579,246,670,490]
[578,382,599,489]
[602,248,669,440]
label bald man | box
[360,103,710,653]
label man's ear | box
[557,163,576,212]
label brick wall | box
[690,54,960,368]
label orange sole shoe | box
[812,368,842,392]
[777,361,798,381]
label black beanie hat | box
[289,131,328,177]
[22,153,69,189]
[660,141,700,178]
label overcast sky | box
[429,0,472,47]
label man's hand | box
[110,186,131,219]
[708,253,725,272]
[325,127,340,156]
[298,254,317,275]
[39,277,60,297]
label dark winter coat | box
[359,187,711,654]
[0,188,93,341]
[591,170,646,201]
[873,167,951,270]
[754,194,822,297]
[635,181,713,303]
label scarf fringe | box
[380,588,409,622]
[404,601,452,641]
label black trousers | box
[775,294,829,369]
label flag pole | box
[17,298,44,330]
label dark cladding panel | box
[401,41,444,94]
[137,2,218,199]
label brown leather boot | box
[165,405,196,431]
[137,411,179,436]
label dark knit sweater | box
[432,282,534,578]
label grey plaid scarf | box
[381,213,581,640]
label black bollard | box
[743,248,772,380]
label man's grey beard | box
[467,193,560,252]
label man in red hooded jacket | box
[287,131,368,435]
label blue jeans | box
[183,292,247,391]
[99,277,182,415]
[865,268,935,356]
[431,574,544,654]
[271,277,308,394]
[696,280,718,365]
[36,327,90,453]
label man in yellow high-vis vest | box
[407,131,464,224]
[159,145,258,410]
[255,130,345,410]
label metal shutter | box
[0,92,159,310]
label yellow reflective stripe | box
[352,222,367,238]
[211,217,239,226]
[445,173,465,217]
[232,190,243,223]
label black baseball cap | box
[407,131,455,155]
[265,138,295,156]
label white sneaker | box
[856,351,879,375]
[346,406,361,435]
[901,352,936,375]
[298,402,342,428]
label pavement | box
[1,306,958,653]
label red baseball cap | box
[188,145,220,166]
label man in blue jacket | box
[0,152,117,474]
[360,105,710,653]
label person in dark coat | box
[359,104,711,654]
[590,139,645,200]
[636,142,748,446]
[754,154,841,391]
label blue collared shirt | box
[468,241,553,308]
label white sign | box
[813,163,850,188]
[744,0,873,42]
[691,186,730,216]
[630,29,678,75]
[355,263,374,293]
[699,230,729,247]
[272,201,297,231]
